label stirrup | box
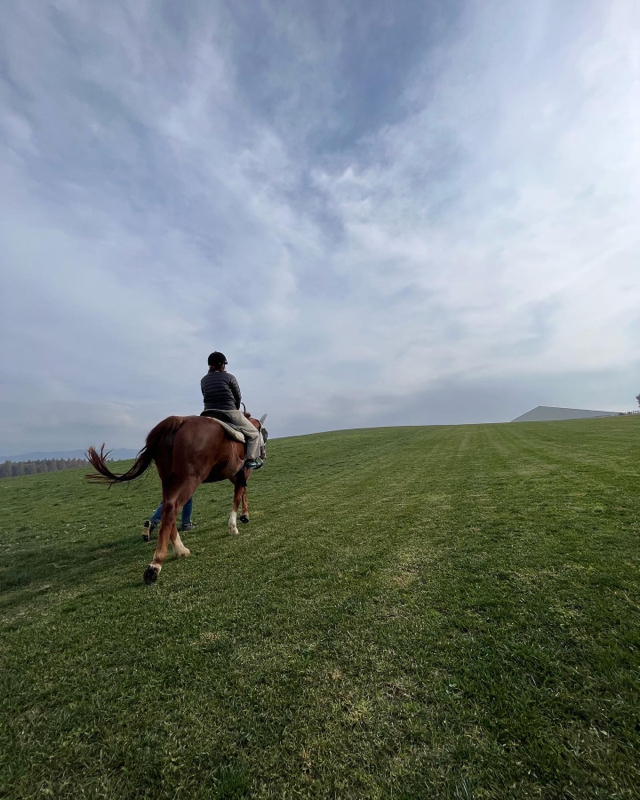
[244,457,264,471]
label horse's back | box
[166,415,242,483]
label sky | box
[1,0,639,455]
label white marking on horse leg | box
[228,510,239,536]
[173,532,190,558]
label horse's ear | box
[259,414,268,425]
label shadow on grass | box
[0,527,227,606]
[0,537,136,602]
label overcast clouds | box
[1,0,639,454]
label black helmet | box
[208,351,228,368]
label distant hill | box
[0,448,138,464]
[512,405,620,423]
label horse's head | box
[247,412,268,459]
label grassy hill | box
[1,418,639,798]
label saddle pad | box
[203,414,246,443]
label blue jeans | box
[150,497,193,527]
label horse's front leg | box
[229,483,242,535]
[239,487,249,524]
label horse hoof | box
[142,533,150,542]
[239,514,249,524]
[144,565,159,584]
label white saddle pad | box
[203,415,246,443]
[202,412,265,451]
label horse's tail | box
[86,416,186,485]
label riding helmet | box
[208,351,228,367]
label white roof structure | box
[512,406,620,423]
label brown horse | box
[86,412,268,584]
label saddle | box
[201,410,247,443]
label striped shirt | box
[201,370,242,411]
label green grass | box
[1,418,639,799]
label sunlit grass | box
[1,417,639,798]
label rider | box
[201,352,263,470]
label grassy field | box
[1,418,639,799]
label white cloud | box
[0,0,638,453]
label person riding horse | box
[200,352,263,471]
[87,351,268,583]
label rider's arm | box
[229,375,242,409]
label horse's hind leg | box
[144,496,178,584]
[170,528,189,558]
[229,482,244,535]
[144,483,198,583]
[169,482,197,558]
[145,486,196,583]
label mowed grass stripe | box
[1,418,639,798]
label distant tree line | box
[0,457,87,479]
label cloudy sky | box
[1,0,639,454]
